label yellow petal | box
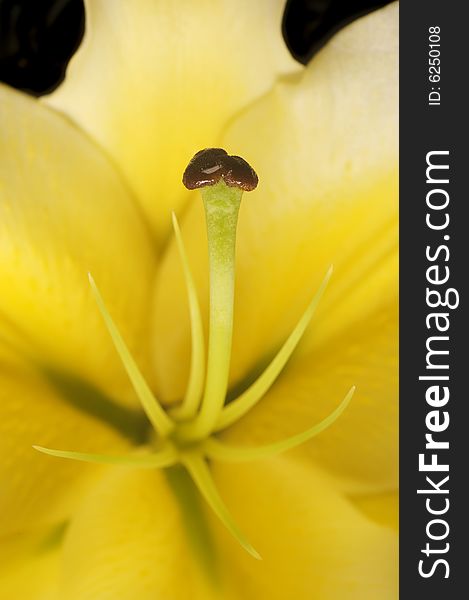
[352,492,398,532]
[0,84,156,403]
[153,3,398,404]
[0,528,62,600]
[211,457,398,599]
[221,280,398,494]
[0,363,130,536]
[46,0,300,241]
[60,468,221,600]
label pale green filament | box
[205,386,355,462]
[182,452,261,560]
[88,274,174,437]
[215,266,334,432]
[169,213,206,422]
[186,182,242,441]
[33,445,178,468]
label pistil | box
[177,148,258,442]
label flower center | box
[35,148,354,559]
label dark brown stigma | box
[183,148,258,192]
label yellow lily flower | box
[0,1,398,598]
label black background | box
[0,0,391,95]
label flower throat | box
[35,148,354,559]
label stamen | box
[168,213,205,422]
[88,274,174,437]
[204,386,355,462]
[215,266,333,432]
[182,452,261,560]
[33,445,178,468]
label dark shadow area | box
[0,0,84,94]
[283,0,393,64]
[44,367,149,444]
